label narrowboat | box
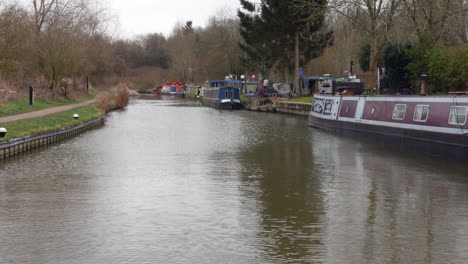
[309,94,468,148]
[160,82,186,97]
[201,80,242,110]
[153,85,163,94]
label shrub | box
[358,44,371,72]
[95,84,129,112]
[406,36,467,94]
[382,43,412,93]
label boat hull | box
[309,114,468,148]
[160,92,185,97]
[201,97,242,110]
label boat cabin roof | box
[209,80,242,88]
[210,80,243,83]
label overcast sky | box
[108,0,242,38]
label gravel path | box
[0,99,96,123]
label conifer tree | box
[238,0,332,96]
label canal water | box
[1,97,467,264]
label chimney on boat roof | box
[420,74,428,95]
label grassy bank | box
[0,104,104,142]
[288,96,313,104]
[0,92,96,118]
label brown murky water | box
[1,97,467,263]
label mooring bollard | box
[73,114,79,119]
[0,127,6,138]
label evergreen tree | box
[238,0,332,96]
[238,1,275,76]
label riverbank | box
[0,98,97,123]
[186,92,312,116]
[245,97,312,116]
[0,93,96,118]
[0,104,104,143]
[0,87,128,145]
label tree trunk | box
[294,30,302,97]
[367,42,378,94]
[51,65,56,98]
[282,66,288,84]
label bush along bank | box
[95,85,130,112]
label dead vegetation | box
[95,83,129,112]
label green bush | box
[382,43,412,93]
[358,44,371,72]
[406,36,466,94]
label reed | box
[115,86,129,109]
[95,85,129,112]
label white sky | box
[107,0,242,38]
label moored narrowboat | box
[201,80,242,110]
[309,94,468,148]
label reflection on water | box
[0,97,467,263]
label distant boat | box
[201,80,242,110]
[160,82,186,97]
[153,85,163,94]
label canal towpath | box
[0,98,97,123]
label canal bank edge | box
[185,89,312,116]
[247,98,312,116]
[0,116,105,160]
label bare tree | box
[402,0,468,44]
[32,0,55,33]
[334,0,402,92]
[296,0,402,92]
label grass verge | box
[288,96,313,104]
[0,92,96,118]
[0,104,104,142]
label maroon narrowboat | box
[309,94,468,148]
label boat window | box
[225,90,229,98]
[413,105,430,122]
[231,90,234,99]
[392,104,406,120]
[449,106,468,126]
